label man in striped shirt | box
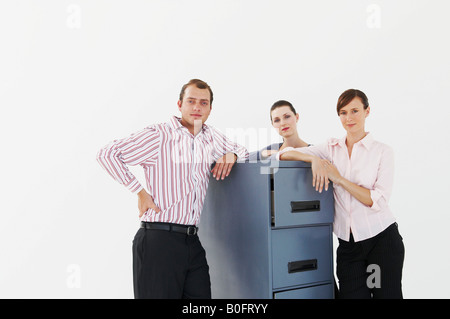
[97,79,248,299]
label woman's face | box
[338,97,370,134]
[271,106,299,138]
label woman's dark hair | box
[336,89,369,114]
[270,100,297,121]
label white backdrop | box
[1,0,449,298]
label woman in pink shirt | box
[278,89,405,299]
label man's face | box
[177,85,212,135]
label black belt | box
[140,222,198,236]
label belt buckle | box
[187,226,197,236]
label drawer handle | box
[288,259,318,273]
[290,200,320,213]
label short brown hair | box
[179,79,213,105]
[336,89,369,114]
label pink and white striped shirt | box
[97,116,248,226]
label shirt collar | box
[330,132,374,149]
[358,132,374,149]
[169,116,184,130]
[168,116,209,135]
[327,136,346,148]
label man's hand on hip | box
[137,189,161,217]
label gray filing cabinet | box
[199,161,334,299]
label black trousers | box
[336,222,405,299]
[132,224,211,299]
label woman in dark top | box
[249,100,310,161]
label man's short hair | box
[179,79,213,105]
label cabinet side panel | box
[199,163,272,299]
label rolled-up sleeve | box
[210,126,248,162]
[277,142,332,161]
[370,145,395,211]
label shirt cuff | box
[234,147,249,162]
[125,178,144,194]
[370,189,382,211]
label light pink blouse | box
[278,133,396,242]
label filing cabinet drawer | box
[272,226,332,289]
[274,283,333,299]
[272,168,334,227]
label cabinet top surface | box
[236,160,311,168]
